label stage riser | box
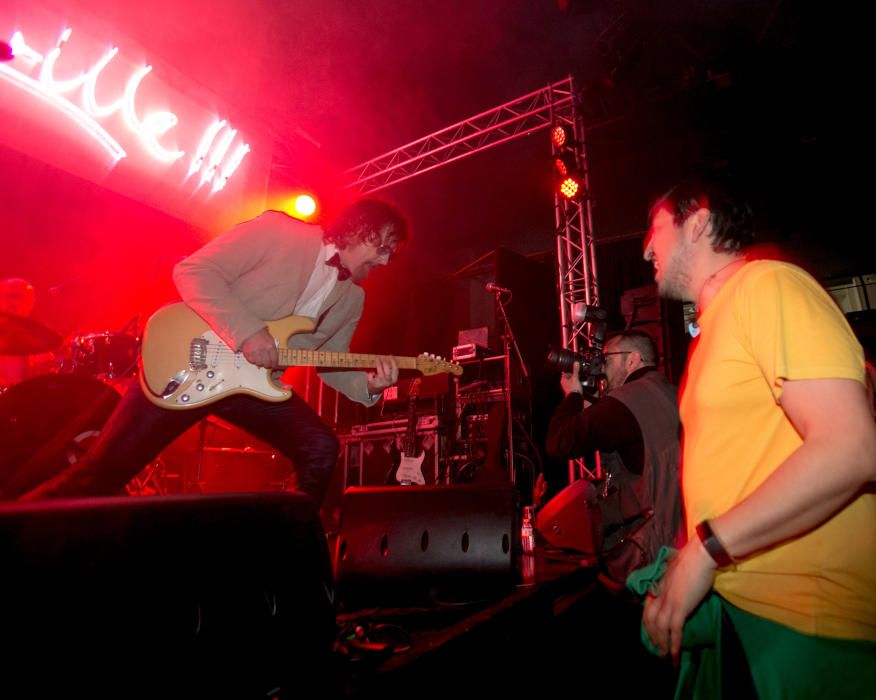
[0,492,335,696]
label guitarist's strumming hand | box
[366,355,399,396]
[241,328,279,369]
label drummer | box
[0,277,58,387]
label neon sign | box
[0,27,250,192]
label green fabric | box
[724,604,876,700]
[627,546,723,700]
[626,546,876,700]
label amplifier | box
[452,343,492,361]
[339,417,446,487]
[380,373,450,404]
[350,414,440,435]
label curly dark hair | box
[323,198,409,249]
[649,175,755,253]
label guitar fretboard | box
[278,348,420,371]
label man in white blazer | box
[13,199,407,504]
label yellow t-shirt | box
[681,259,876,641]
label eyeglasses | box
[375,243,395,259]
[603,351,631,357]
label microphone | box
[485,282,512,295]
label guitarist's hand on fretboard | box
[240,328,279,369]
[366,355,399,395]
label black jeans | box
[20,382,339,505]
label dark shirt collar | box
[624,365,658,385]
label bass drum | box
[0,374,120,498]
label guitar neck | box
[278,348,419,371]
[403,395,418,455]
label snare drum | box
[64,332,139,379]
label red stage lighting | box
[551,122,583,199]
[554,153,577,178]
[559,176,581,200]
[551,124,574,149]
[553,152,582,199]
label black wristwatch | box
[695,519,735,568]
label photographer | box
[546,330,683,588]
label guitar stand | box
[383,462,396,485]
[183,417,210,494]
[126,456,171,496]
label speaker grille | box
[334,483,516,609]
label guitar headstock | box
[416,353,463,376]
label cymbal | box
[0,312,62,354]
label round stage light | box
[294,194,317,217]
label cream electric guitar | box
[139,303,462,409]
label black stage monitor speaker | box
[334,483,516,610]
[536,478,603,554]
[0,492,336,698]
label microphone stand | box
[492,290,529,486]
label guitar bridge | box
[190,338,208,370]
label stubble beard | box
[657,242,695,302]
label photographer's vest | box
[597,370,683,584]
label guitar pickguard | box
[396,452,426,485]
[146,330,290,409]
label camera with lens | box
[546,346,605,394]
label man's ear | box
[689,208,711,243]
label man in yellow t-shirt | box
[640,175,876,697]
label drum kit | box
[0,313,136,497]
[0,313,286,498]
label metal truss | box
[343,76,600,484]
[344,77,597,351]
[344,78,575,193]
[550,102,601,482]
[551,105,599,354]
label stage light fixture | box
[559,175,581,200]
[553,151,583,200]
[293,194,317,217]
[551,122,584,200]
[553,152,577,178]
[551,124,575,149]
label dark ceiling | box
[252,0,826,279]
[69,0,825,278]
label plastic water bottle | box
[521,505,535,554]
